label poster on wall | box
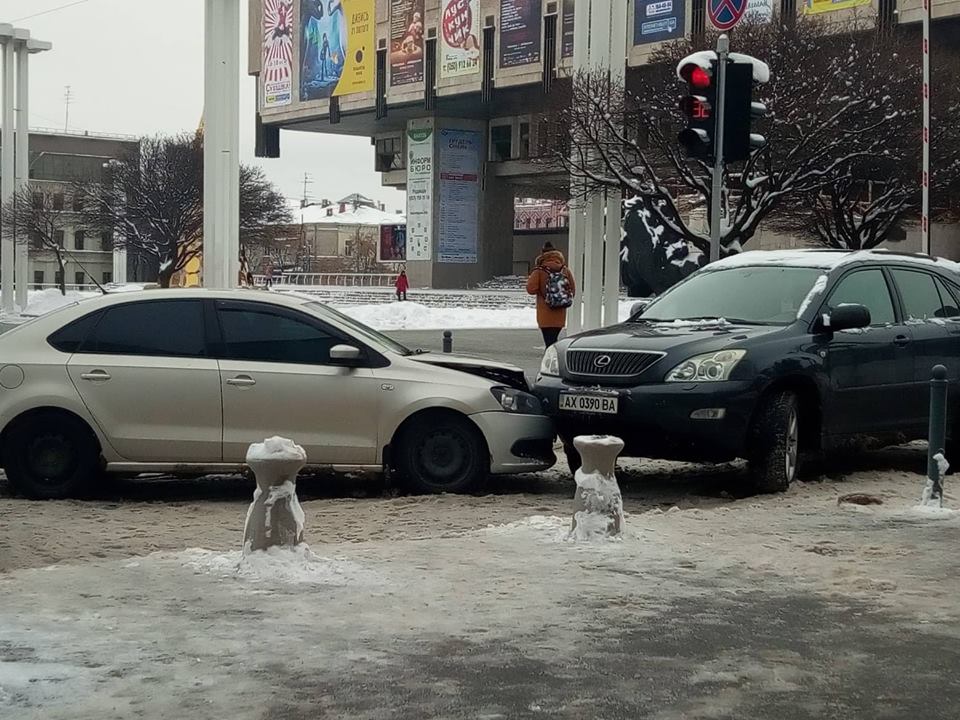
[263,0,294,108]
[803,0,869,12]
[389,0,424,87]
[745,0,774,22]
[438,129,481,264]
[499,0,542,68]
[379,225,407,262]
[561,0,575,59]
[300,0,375,101]
[633,0,685,45]
[406,125,434,261]
[439,0,481,78]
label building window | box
[781,0,796,22]
[103,271,113,285]
[32,193,43,209]
[519,122,531,160]
[101,230,113,250]
[55,230,65,247]
[490,124,513,162]
[878,0,896,30]
[75,230,85,251]
[55,270,63,287]
[75,271,85,288]
[53,193,64,211]
[33,270,44,289]
[375,136,405,172]
[72,192,85,212]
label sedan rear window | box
[83,300,206,358]
[640,266,824,325]
[47,310,103,353]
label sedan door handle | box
[80,370,111,382]
[226,375,257,387]
[894,335,911,347]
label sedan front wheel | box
[395,414,488,494]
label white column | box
[203,0,241,289]
[567,0,592,334]
[1,36,15,314]
[112,244,127,284]
[14,40,29,309]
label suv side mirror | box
[630,299,651,317]
[823,304,871,332]
[329,344,363,366]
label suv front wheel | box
[748,390,800,494]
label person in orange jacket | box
[526,242,576,348]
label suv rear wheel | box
[3,412,100,499]
[748,391,800,494]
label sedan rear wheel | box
[396,414,488,494]
[4,412,100,499]
[748,391,800,494]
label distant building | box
[0,129,140,290]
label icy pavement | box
[2,459,960,719]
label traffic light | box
[677,60,716,159]
[723,62,766,163]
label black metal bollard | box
[442,330,453,354]
[927,364,949,503]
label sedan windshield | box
[302,300,413,355]
[639,266,824,325]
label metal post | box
[921,0,931,255]
[709,35,729,264]
[927,364,948,505]
[203,0,241,289]
[1,36,15,314]
[442,330,452,353]
[14,39,29,310]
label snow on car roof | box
[708,249,960,274]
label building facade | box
[0,129,139,290]
[249,0,960,287]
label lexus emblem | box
[594,355,612,368]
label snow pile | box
[483,514,570,541]
[570,467,625,542]
[20,289,96,317]
[340,301,635,330]
[246,435,307,464]
[181,545,375,586]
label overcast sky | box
[0,0,404,211]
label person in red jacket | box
[395,269,409,301]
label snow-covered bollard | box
[570,435,625,540]
[243,437,307,554]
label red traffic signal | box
[679,62,712,90]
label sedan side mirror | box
[823,304,871,332]
[329,344,363,366]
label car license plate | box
[559,394,619,415]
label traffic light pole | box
[709,34,729,264]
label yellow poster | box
[803,0,871,14]
[300,0,375,100]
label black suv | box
[533,250,960,492]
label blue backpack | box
[543,266,573,309]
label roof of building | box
[291,201,405,226]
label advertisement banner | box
[379,225,407,262]
[561,0,575,59]
[262,0,294,108]
[438,129,481,264]
[499,0,542,68]
[745,0,774,22]
[300,0,375,101]
[439,0,481,78]
[389,0,424,87]
[406,125,434,261]
[633,0,685,45]
[803,0,870,12]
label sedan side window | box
[934,278,960,318]
[216,306,340,364]
[891,269,948,321]
[84,300,206,357]
[827,269,895,326]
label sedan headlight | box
[539,345,560,378]
[491,387,543,414]
[665,350,746,382]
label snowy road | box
[3,447,960,718]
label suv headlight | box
[491,387,543,414]
[539,345,560,378]
[665,350,746,382]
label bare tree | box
[545,17,922,256]
[3,186,73,295]
[81,133,291,288]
